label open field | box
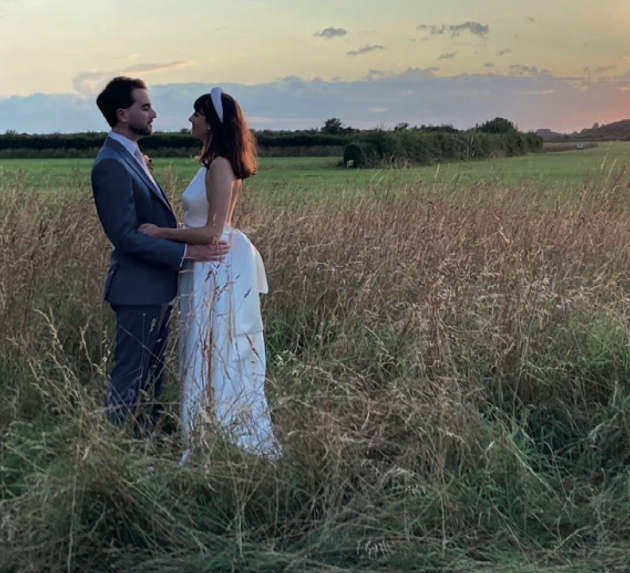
[3,149,630,572]
[1,141,629,202]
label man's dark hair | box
[96,76,147,128]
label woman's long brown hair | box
[194,91,257,180]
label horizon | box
[1,0,628,134]
[2,115,623,137]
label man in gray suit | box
[91,76,226,431]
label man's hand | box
[186,241,229,262]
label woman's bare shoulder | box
[207,156,234,176]
[204,156,238,200]
[205,157,237,189]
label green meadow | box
[2,140,629,199]
[3,144,630,572]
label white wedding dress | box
[178,166,278,462]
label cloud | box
[365,69,393,80]
[3,68,630,134]
[509,64,540,76]
[449,22,489,37]
[508,65,551,77]
[347,45,385,56]
[583,65,618,79]
[122,61,189,74]
[483,63,496,68]
[73,72,111,97]
[593,65,617,74]
[313,27,347,39]
[417,21,489,38]
[527,16,535,23]
[72,61,191,96]
[438,52,457,60]
[498,49,511,56]
[515,89,555,96]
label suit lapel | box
[123,153,174,210]
[104,138,174,211]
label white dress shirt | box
[107,131,158,186]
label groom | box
[91,76,227,430]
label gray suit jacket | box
[91,137,185,306]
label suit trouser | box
[106,303,172,430]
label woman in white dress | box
[139,88,278,461]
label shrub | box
[343,142,376,167]
[479,117,518,134]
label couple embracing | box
[91,76,278,462]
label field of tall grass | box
[3,154,630,572]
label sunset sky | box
[1,0,629,133]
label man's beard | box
[130,124,152,137]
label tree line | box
[343,117,542,167]
[0,117,542,166]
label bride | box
[139,88,278,461]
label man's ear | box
[116,108,127,125]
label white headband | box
[210,87,224,123]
